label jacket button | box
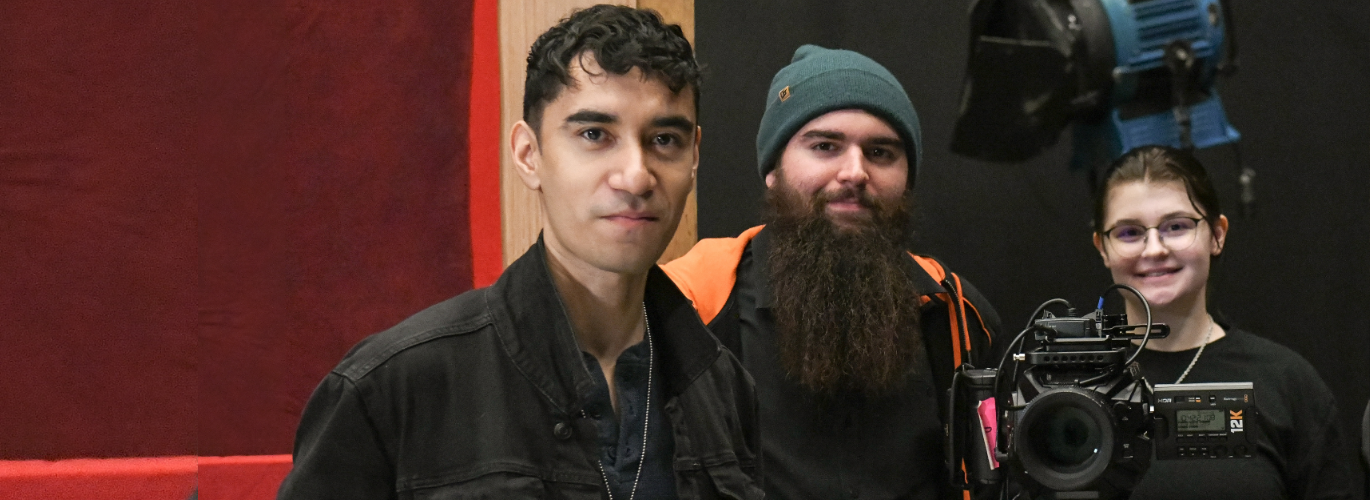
[554,422,573,440]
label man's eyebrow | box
[651,115,696,133]
[799,129,845,141]
[799,130,902,148]
[868,137,904,148]
[564,110,616,125]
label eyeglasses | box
[1101,217,1206,257]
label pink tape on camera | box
[977,398,1000,468]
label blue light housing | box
[951,0,1241,170]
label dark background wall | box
[697,0,1369,443]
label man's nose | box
[834,146,870,186]
[608,143,655,196]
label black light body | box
[951,0,1239,171]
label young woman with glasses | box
[1092,145,1358,499]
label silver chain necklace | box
[1174,317,1214,384]
[592,303,652,500]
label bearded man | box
[663,45,1002,500]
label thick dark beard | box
[764,181,925,396]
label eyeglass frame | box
[1098,216,1209,257]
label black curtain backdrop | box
[697,0,1369,450]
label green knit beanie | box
[756,45,922,185]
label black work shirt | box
[1128,329,1361,500]
[581,337,678,499]
[733,229,950,500]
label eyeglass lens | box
[1108,218,1201,256]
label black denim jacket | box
[278,239,763,499]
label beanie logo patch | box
[778,86,791,102]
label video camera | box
[948,285,1257,499]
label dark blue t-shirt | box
[583,336,678,499]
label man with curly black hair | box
[278,6,761,499]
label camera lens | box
[1030,406,1102,468]
[1012,387,1116,491]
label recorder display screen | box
[1176,409,1225,432]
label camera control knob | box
[1112,401,1132,423]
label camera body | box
[1004,312,1157,497]
[950,303,1259,499]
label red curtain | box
[1,0,475,458]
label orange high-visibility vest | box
[662,225,992,366]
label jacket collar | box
[487,234,721,416]
[749,225,945,309]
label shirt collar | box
[489,233,722,414]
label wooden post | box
[639,0,698,264]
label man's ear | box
[764,169,777,188]
[691,126,702,181]
[510,120,541,190]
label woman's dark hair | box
[1092,145,1223,237]
[522,5,700,133]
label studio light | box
[950,0,1240,172]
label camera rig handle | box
[948,366,1003,493]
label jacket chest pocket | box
[675,460,763,500]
